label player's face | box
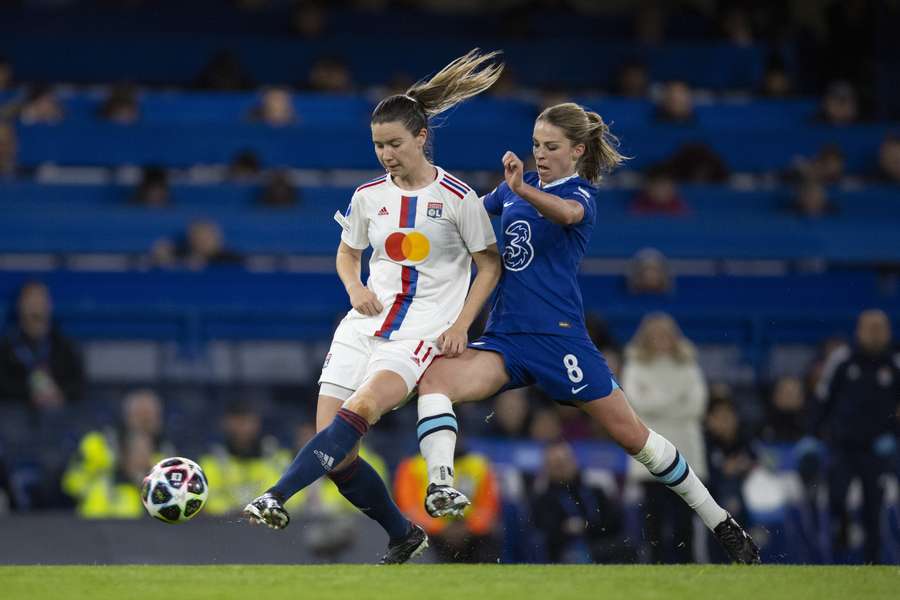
[532,120,584,184]
[371,121,427,179]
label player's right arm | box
[336,191,383,316]
[336,242,383,317]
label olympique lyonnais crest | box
[427,202,443,218]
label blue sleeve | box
[482,182,507,216]
[557,182,597,226]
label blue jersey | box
[482,171,597,338]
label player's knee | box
[344,392,381,425]
[614,420,649,455]
[418,366,455,400]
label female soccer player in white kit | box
[244,50,503,564]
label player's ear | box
[572,143,586,161]
[416,128,428,151]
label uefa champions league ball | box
[141,457,209,524]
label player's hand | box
[438,324,468,358]
[502,151,524,194]
[347,283,383,316]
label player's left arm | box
[438,193,502,357]
[438,243,501,357]
[502,151,585,226]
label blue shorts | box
[470,331,619,406]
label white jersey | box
[339,166,496,342]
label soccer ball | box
[141,457,209,524]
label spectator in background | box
[394,439,502,563]
[760,61,793,98]
[627,248,673,295]
[586,313,622,380]
[18,85,64,125]
[720,6,754,46]
[804,336,849,396]
[812,309,899,564]
[249,87,297,127]
[306,57,354,93]
[631,167,688,216]
[259,169,299,207]
[181,220,242,268]
[874,133,900,185]
[488,388,531,439]
[0,281,84,409]
[624,313,707,564]
[150,220,241,270]
[792,178,837,219]
[74,432,156,518]
[132,166,170,207]
[529,407,564,443]
[99,83,140,124]
[200,401,285,516]
[616,60,649,98]
[664,142,729,183]
[0,121,17,179]
[705,396,755,540]
[289,0,327,39]
[0,56,12,91]
[195,50,255,91]
[531,439,633,563]
[761,376,807,443]
[810,144,845,185]
[228,149,262,181]
[654,81,694,124]
[0,444,15,512]
[634,3,666,45]
[818,81,859,126]
[63,389,174,510]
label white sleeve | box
[455,189,497,253]
[340,192,369,250]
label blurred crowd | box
[1,277,896,564]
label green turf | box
[2,565,898,600]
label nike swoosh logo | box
[503,201,514,207]
[571,384,588,394]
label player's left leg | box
[315,387,412,548]
[264,370,407,508]
[580,390,760,564]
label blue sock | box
[330,457,411,543]
[268,408,368,501]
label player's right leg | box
[245,320,371,530]
[417,347,510,517]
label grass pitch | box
[3,565,898,600]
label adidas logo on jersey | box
[378,206,389,216]
[313,449,335,471]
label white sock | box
[417,393,458,487]
[632,429,728,530]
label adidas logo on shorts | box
[313,450,335,471]
[378,206,389,216]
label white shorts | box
[318,319,440,400]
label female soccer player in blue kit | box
[415,102,761,564]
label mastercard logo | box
[385,231,430,262]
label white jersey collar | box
[387,165,443,194]
[539,172,579,189]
